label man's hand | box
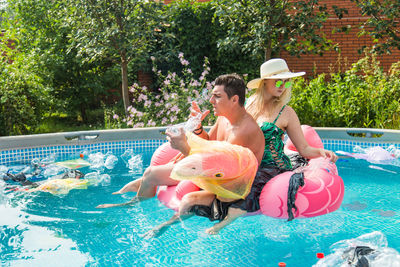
[190,101,209,126]
[166,127,191,156]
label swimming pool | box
[1,128,400,266]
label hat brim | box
[247,71,306,89]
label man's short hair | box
[214,73,246,106]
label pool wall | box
[1,127,399,165]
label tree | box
[216,0,346,61]
[2,0,119,123]
[69,0,165,112]
[351,0,400,54]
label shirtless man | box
[97,74,265,234]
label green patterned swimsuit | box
[259,105,292,170]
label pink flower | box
[113,114,119,120]
[181,59,189,66]
[138,94,148,102]
[171,105,180,113]
[161,117,168,124]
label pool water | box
[1,149,400,266]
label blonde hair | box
[246,80,292,120]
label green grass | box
[35,111,105,134]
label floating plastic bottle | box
[104,154,118,170]
[40,154,57,165]
[128,154,143,174]
[166,113,202,136]
[121,149,134,166]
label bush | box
[109,53,215,128]
[0,54,50,136]
[290,53,400,129]
[146,0,260,82]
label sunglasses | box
[275,80,292,89]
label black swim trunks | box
[189,166,287,221]
[189,198,243,222]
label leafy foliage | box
[0,52,50,136]
[109,53,215,128]
[215,0,346,61]
[2,0,120,123]
[351,0,400,54]
[156,0,259,81]
[69,0,165,110]
[290,52,400,129]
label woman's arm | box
[285,107,338,162]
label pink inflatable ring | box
[154,125,344,218]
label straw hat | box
[247,58,305,89]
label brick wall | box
[280,0,400,75]
[163,0,400,76]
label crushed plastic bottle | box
[387,145,400,158]
[88,152,106,171]
[313,231,400,267]
[128,154,143,174]
[121,149,134,166]
[104,154,118,170]
[166,112,202,136]
[0,165,8,175]
[40,154,57,165]
[42,165,66,178]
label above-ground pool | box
[1,127,400,266]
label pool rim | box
[1,126,399,151]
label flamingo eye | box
[215,173,223,177]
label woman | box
[246,58,337,169]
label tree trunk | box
[80,104,88,123]
[264,38,272,61]
[121,50,130,113]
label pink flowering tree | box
[113,53,215,128]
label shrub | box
[109,53,215,128]
[0,54,50,136]
[290,52,400,129]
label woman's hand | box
[166,127,191,156]
[320,149,338,163]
